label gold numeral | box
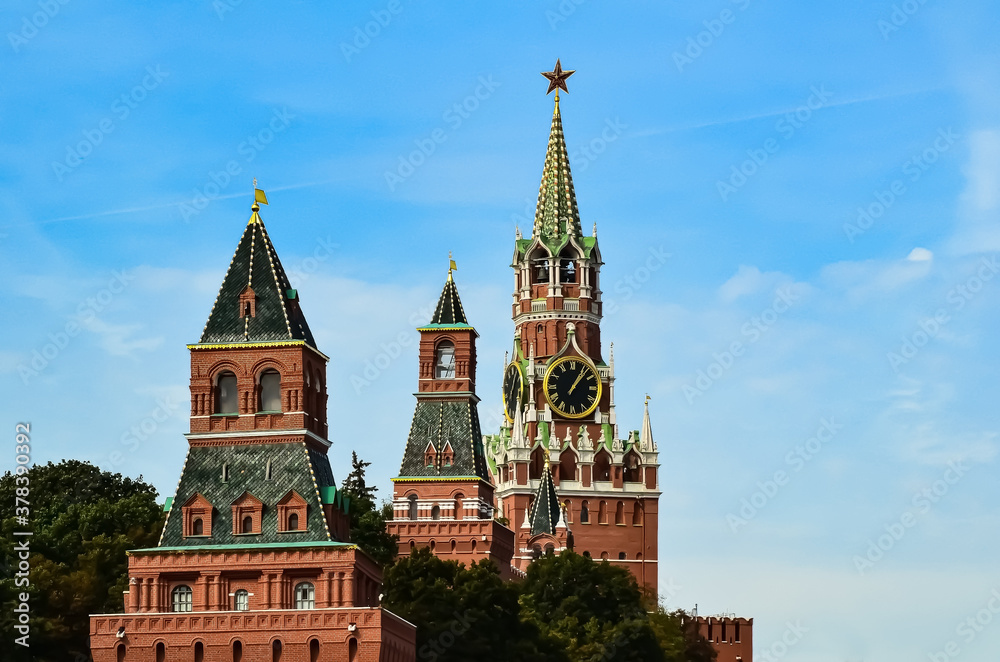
[569,405,575,414]
[570,361,577,370]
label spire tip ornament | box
[541,59,575,107]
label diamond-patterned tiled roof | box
[159,441,337,547]
[396,401,490,480]
[199,206,316,346]
[532,100,582,249]
[428,274,469,326]
[529,465,561,536]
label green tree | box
[649,608,718,662]
[520,550,665,662]
[0,460,164,661]
[383,548,563,662]
[338,452,398,568]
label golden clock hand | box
[568,370,585,394]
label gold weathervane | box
[448,251,458,280]
[541,59,575,104]
[252,178,268,211]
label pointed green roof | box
[532,100,582,249]
[428,273,470,326]
[199,205,316,347]
[395,401,491,481]
[529,465,561,536]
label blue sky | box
[3,1,999,659]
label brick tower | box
[387,268,516,576]
[485,62,661,593]
[89,193,416,662]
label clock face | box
[543,356,602,419]
[502,362,526,423]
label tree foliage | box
[339,452,398,568]
[0,460,164,661]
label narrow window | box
[294,582,315,609]
[563,500,572,524]
[156,642,165,662]
[309,640,320,662]
[408,495,418,520]
[259,370,281,412]
[435,341,456,379]
[431,505,441,520]
[265,459,272,480]
[195,642,205,662]
[615,501,624,525]
[580,500,590,523]
[222,463,230,482]
[233,641,243,662]
[272,640,283,662]
[598,501,608,524]
[618,551,627,560]
[633,502,643,526]
[242,515,253,533]
[288,513,299,531]
[116,644,126,662]
[192,517,204,536]
[722,621,727,642]
[216,372,238,414]
[234,589,249,611]
[735,621,741,643]
[348,638,358,662]
[171,585,193,612]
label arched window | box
[195,642,205,662]
[272,640,283,662]
[615,501,625,525]
[619,551,627,560]
[294,582,315,609]
[532,254,550,284]
[156,642,165,662]
[309,639,320,662]
[593,450,612,482]
[242,516,253,534]
[563,500,573,524]
[633,502,643,526]
[192,517,204,536]
[259,370,281,412]
[532,544,542,560]
[435,341,456,378]
[580,500,590,524]
[288,513,299,531]
[529,446,545,480]
[234,589,249,611]
[116,643,126,662]
[559,450,577,482]
[559,250,576,283]
[348,638,358,662]
[623,450,642,483]
[601,551,610,560]
[453,494,464,520]
[598,501,608,524]
[431,505,441,520]
[171,585,192,612]
[233,641,243,662]
[583,550,591,558]
[265,458,273,480]
[408,494,418,520]
[216,371,238,414]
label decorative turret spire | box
[528,464,561,536]
[640,394,655,452]
[533,60,582,247]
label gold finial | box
[448,251,457,281]
[251,178,268,215]
[645,393,651,405]
[541,59,574,116]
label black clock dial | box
[543,356,601,419]
[502,362,526,423]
